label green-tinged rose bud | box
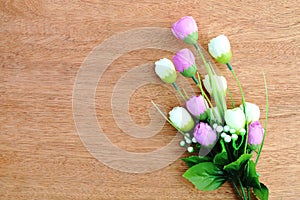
[240,102,260,123]
[208,35,232,64]
[203,74,227,95]
[169,106,194,132]
[155,58,177,84]
[225,108,246,131]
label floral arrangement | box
[153,16,269,200]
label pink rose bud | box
[172,16,198,44]
[173,48,197,78]
[193,122,217,146]
[186,95,208,119]
[248,121,264,145]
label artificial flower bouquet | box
[153,16,269,200]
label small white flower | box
[223,125,230,132]
[192,137,197,143]
[240,102,260,123]
[208,35,232,64]
[155,58,177,84]
[203,75,227,95]
[221,132,227,138]
[230,129,236,134]
[225,108,246,130]
[187,146,194,153]
[231,134,238,141]
[169,107,194,132]
[216,125,223,133]
[239,128,246,135]
[180,140,186,147]
[224,134,232,143]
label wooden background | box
[1,0,299,199]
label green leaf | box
[183,162,227,191]
[213,152,230,167]
[244,160,261,189]
[182,156,212,168]
[224,154,252,173]
[253,182,269,200]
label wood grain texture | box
[1,0,299,199]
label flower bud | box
[225,108,246,131]
[186,95,208,119]
[208,35,232,64]
[169,107,194,132]
[248,121,264,145]
[173,48,197,78]
[193,122,217,146]
[172,16,198,45]
[240,102,260,123]
[154,58,177,84]
[203,74,227,95]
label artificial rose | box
[172,16,198,44]
[208,35,232,64]
[155,58,177,84]
[248,121,264,145]
[193,122,217,146]
[240,102,260,123]
[186,95,208,119]
[169,107,194,132]
[225,108,246,131]
[173,48,197,78]
[203,74,227,95]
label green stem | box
[247,186,251,200]
[172,82,186,101]
[255,72,269,165]
[230,179,243,200]
[227,88,235,107]
[237,177,247,200]
[192,75,199,85]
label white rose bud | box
[155,58,177,84]
[240,102,260,123]
[208,35,232,64]
[169,107,194,132]
[203,74,227,95]
[225,108,246,130]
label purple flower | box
[173,48,197,77]
[172,16,198,44]
[248,121,264,145]
[186,95,208,118]
[193,122,217,146]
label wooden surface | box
[1,0,299,199]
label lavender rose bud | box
[186,95,208,119]
[193,122,217,146]
[248,121,264,145]
[173,48,197,78]
[172,16,198,45]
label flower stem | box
[237,177,247,200]
[172,82,187,101]
[255,72,269,165]
[247,186,251,200]
[230,179,243,200]
[192,75,199,85]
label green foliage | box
[213,152,230,167]
[182,156,212,168]
[253,182,269,200]
[244,160,261,189]
[183,162,227,191]
[223,154,252,173]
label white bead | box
[180,140,186,147]
[185,138,192,144]
[213,123,218,129]
[231,134,238,140]
[223,125,230,132]
[216,126,223,133]
[224,135,232,143]
[187,146,194,153]
[230,128,236,134]
[192,137,197,143]
[221,132,227,138]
